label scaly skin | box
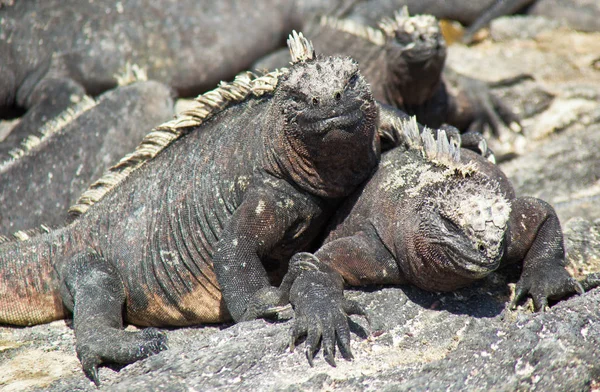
[283,118,593,366]
[0,35,381,384]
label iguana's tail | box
[0,228,68,326]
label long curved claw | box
[79,350,101,386]
[305,320,323,367]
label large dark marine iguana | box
[279,117,598,366]
[253,8,522,137]
[0,33,382,384]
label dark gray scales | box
[0,33,382,384]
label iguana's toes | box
[321,325,337,367]
[579,273,600,292]
[337,327,354,361]
[532,295,548,313]
[509,283,529,310]
[289,315,308,353]
[304,321,323,367]
[139,328,168,356]
[240,286,287,322]
[77,345,102,386]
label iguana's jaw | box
[295,100,365,135]
[440,241,503,279]
[265,56,380,199]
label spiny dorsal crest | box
[68,70,283,217]
[393,116,462,168]
[69,31,315,218]
[114,62,148,86]
[0,225,52,244]
[319,16,385,46]
[378,6,440,41]
[288,30,315,63]
[0,96,97,172]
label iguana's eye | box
[347,73,359,88]
[289,94,302,104]
[440,215,459,232]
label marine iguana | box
[0,79,174,235]
[346,0,600,43]
[0,0,313,162]
[253,8,522,137]
[281,117,592,366]
[0,33,381,384]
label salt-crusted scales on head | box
[68,31,318,218]
[378,6,440,42]
[385,115,511,261]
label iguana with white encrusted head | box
[280,117,596,366]
[0,32,381,384]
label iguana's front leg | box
[212,184,314,322]
[60,249,167,385]
[503,197,584,311]
[286,230,402,365]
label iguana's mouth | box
[299,105,364,134]
[443,246,501,278]
[401,44,443,63]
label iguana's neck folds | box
[265,99,379,200]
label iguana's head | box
[389,119,511,291]
[406,169,511,291]
[266,32,379,198]
[378,7,446,105]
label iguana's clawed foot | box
[459,130,496,163]
[510,265,584,312]
[290,297,366,367]
[288,254,368,367]
[457,73,526,140]
[77,327,168,386]
[578,272,600,292]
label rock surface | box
[1,16,600,392]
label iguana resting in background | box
[0,33,382,384]
[0,79,174,235]
[0,0,320,162]
[346,0,600,43]
[253,8,523,137]
[280,117,596,366]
